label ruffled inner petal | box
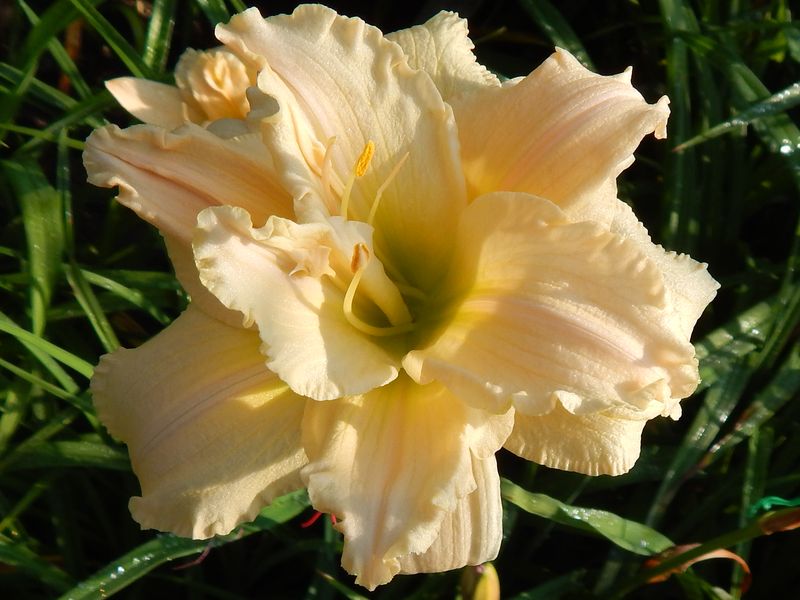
[404,192,700,418]
[193,205,402,400]
[505,403,647,476]
[386,11,500,102]
[91,305,307,539]
[399,454,502,574]
[301,376,507,590]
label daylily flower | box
[85,4,718,590]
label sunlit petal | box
[454,48,669,207]
[217,5,466,287]
[193,206,401,400]
[505,403,646,476]
[399,454,502,574]
[92,305,307,538]
[105,78,197,128]
[386,11,500,101]
[404,192,699,417]
[301,376,509,589]
[84,123,292,243]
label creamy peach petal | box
[217,5,466,287]
[193,206,401,400]
[454,47,669,207]
[162,234,243,328]
[404,192,700,418]
[504,403,646,476]
[386,11,500,101]
[105,78,197,128]
[301,377,505,590]
[91,305,307,539]
[174,48,255,121]
[83,123,292,243]
[399,454,502,574]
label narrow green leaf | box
[193,0,230,26]
[516,0,594,69]
[501,479,673,556]
[143,0,176,72]
[7,440,130,471]
[58,489,310,600]
[675,82,800,151]
[0,541,74,592]
[694,299,774,392]
[704,346,800,463]
[2,158,64,335]
[17,89,113,154]
[18,0,92,99]
[647,365,751,527]
[65,261,120,352]
[68,0,153,78]
[0,315,94,378]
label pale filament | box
[342,243,415,338]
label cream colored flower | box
[85,5,718,590]
[105,47,256,128]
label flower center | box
[329,140,426,339]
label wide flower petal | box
[217,5,466,287]
[504,403,647,476]
[386,11,500,102]
[193,205,402,400]
[105,78,197,128]
[399,454,502,574]
[453,47,669,207]
[91,305,307,538]
[300,376,511,589]
[83,123,293,243]
[404,192,700,418]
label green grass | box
[1,0,799,598]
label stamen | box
[343,244,415,337]
[367,151,409,226]
[340,140,375,219]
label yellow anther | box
[350,243,369,273]
[355,141,375,177]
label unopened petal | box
[455,48,669,207]
[217,5,466,287]
[505,403,646,476]
[105,77,199,128]
[399,454,502,574]
[386,11,500,102]
[301,376,508,589]
[91,305,307,539]
[404,192,700,418]
[193,206,400,400]
[83,123,292,244]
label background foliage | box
[1,0,799,598]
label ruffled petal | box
[404,192,700,418]
[301,376,509,589]
[386,11,500,102]
[83,123,292,243]
[105,78,196,128]
[193,206,402,400]
[609,201,719,340]
[217,5,466,288]
[174,48,256,121]
[504,403,646,476]
[454,47,669,207]
[399,454,502,574]
[91,305,307,539]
